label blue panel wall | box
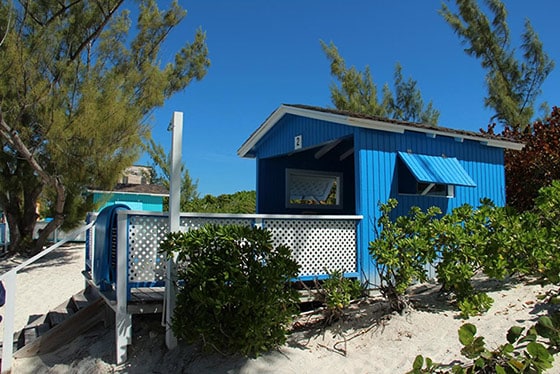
[353,127,506,283]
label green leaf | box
[508,358,525,370]
[526,342,551,360]
[412,355,424,370]
[538,316,554,329]
[502,343,514,354]
[507,326,525,344]
[426,357,434,368]
[495,365,506,374]
[459,323,477,346]
[519,332,537,343]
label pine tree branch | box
[67,0,125,65]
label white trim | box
[89,189,168,198]
[115,209,363,221]
[237,105,524,157]
[420,183,436,196]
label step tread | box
[14,298,106,358]
[23,323,50,346]
[48,304,76,327]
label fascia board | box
[237,105,524,157]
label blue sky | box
[143,1,560,196]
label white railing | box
[0,222,94,374]
[93,210,363,294]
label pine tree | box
[0,0,210,254]
[320,40,439,126]
[440,0,554,128]
[144,138,199,212]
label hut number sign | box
[294,135,302,150]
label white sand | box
[0,244,85,334]
[4,245,560,374]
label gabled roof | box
[237,104,524,158]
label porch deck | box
[84,209,362,364]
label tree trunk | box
[33,177,65,254]
[1,110,65,255]
[4,210,21,254]
[2,182,42,254]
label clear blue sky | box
[143,1,560,197]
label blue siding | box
[254,114,355,159]
[353,128,506,283]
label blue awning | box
[398,152,476,187]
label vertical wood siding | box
[253,114,354,159]
[354,128,506,284]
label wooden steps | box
[3,287,107,359]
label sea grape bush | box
[370,181,560,317]
[160,224,300,357]
[370,199,441,313]
[410,316,560,373]
[317,269,363,323]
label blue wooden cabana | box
[238,104,523,283]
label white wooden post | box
[115,211,131,364]
[165,111,182,349]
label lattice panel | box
[128,215,168,282]
[125,214,358,282]
[264,219,357,276]
[179,217,254,230]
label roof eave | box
[237,105,525,156]
[88,189,169,197]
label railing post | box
[115,211,131,364]
[1,270,16,373]
[165,111,182,350]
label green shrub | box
[457,293,494,319]
[160,224,300,357]
[317,269,363,323]
[369,199,440,313]
[370,198,552,316]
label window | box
[397,151,475,198]
[286,169,342,209]
[416,182,455,197]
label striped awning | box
[398,152,476,187]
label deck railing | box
[85,210,364,298]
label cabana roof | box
[238,104,524,158]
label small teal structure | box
[238,104,523,283]
[90,184,168,212]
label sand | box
[4,244,560,374]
